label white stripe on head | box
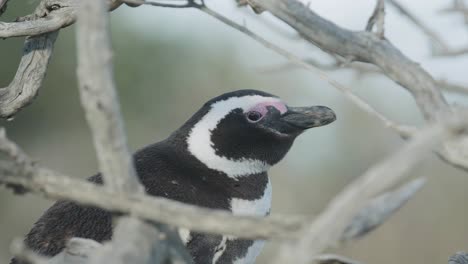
[186,95,286,178]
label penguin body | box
[11,90,336,264]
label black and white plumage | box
[11,89,336,264]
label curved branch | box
[0,16,74,38]
[0,0,124,119]
[237,0,468,172]
[252,0,448,120]
[0,32,58,118]
[0,0,9,17]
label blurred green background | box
[1,1,468,263]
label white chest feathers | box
[227,179,272,264]
[178,180,272,264]
[230,179,272,217]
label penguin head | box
[180,90,336,178]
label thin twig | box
[272,113,468,264]
[187,3,412,137]
[366,0,385,39]
[386,0,449,52]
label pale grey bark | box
[341,177,426,241]
[449,252,468,264]
[1,0,468,264]
[76,0,141,194]
[0,33,58,118]
[272,114,468,264]
[74,0,190,263]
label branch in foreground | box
[386,0,449,53]
[0,138,426,242]
[449,252,468,264]
[186,3,415,139]
[341,177,426,241]
[74,0,189,263]
[236,0,468,172]
[76,0,141,195]
[48,238,101,264]
[88,217,191,264]
[0,160,304,240]
[272,113,468,264]
[0,33,58,119]
[366,0,385,38]
[0,0,128,119]
[251,0,448,119]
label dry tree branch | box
[366,0,385,39]
[249,0,448,119]
[388,0,468,57]
[341,177,426,241]
[0,159,304,240]
[233,0,468,173]
[48,238,102,264]
[386,0,449,53]
[0,32,58,119]
[0,128,427,244]
[0,0,127,119]
[272,113,468,264]
[88,217,176,264]
[76,0,142,193]
[0,0,465,263]
[449,252,468,264]
[74,0,191,263]
[187,2,416,138]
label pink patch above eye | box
[247,101,287,116]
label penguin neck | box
[164,134,270,201]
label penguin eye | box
[246,111,263,122]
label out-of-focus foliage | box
[1,2,468,264]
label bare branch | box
[48,238,102,264]
[76,0,142,193]
[436,79,468,94]
[0,127,428,245]
[341,177,426,240]
[366,0,385,39]
[449,252,468,264]
[315,254,363,264]
[249,0,448,119]
[0,33,58,118]
[272,114,468,264]
[0,0,131,119]
[231,0,468,174]
[0,128,33,168]
[386,0,449,52]
[189,4,416,138]
[0,6,76,38]
[88,217,191,264]
[0,159,305,239]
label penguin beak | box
[281,106,336,129]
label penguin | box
[10,89,336,264]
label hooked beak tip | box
[282,105,336,129]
